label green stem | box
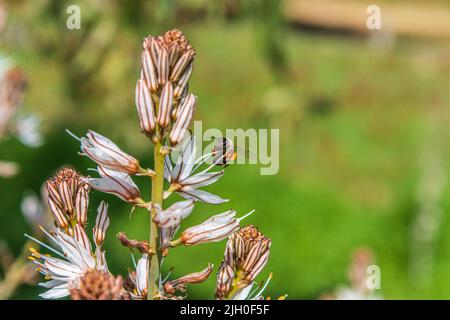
[148,141,165,300]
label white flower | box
[15,115,43,148]
[82,166,142,204]
[27,226,108,299]
[70,130,142,175]
[165,135,228,204]
[130,254,148,300]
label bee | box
[211,137,237,167]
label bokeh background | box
[1,0,450,299]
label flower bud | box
[169,94,196,146]
[135,79,156,135]
[156,81,173,128]
[73,223,92,252]
[58,180,74,214]
[48,197,69,229]
[168,42,180,67]
[70,270,125,300]
[93,201,110,246]
[157,46,169,86]
[170,51,194,82]
[75,187,89,225]
[174,63,193,99]
[142,50,158,92]
[215,225,271,299]
[45,168,89,230]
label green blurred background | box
[1,0,450,299]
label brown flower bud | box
[45,168,89,228]
[69,270,126,300]
[215,225,271,299]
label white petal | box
[179,189,229,204]
[182,171,224,189]
[231,283,254,300]
[136,254,148,295]
[39,283,70,299]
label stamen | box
[238,209,256,222]
[24,233,65,259]
[252,272,273,299]
[130,251,137,269]
[66,129,82,142]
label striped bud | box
[48,197,69,229]
[142,50,158,92]
[169,94,196,146]
[148,38,160,68]
[46,181,63,208]
[168,43,180,67]
[58,180,74,214]
[93,201,110,246]
[135,79,156,135]
[73,223,92,252]
[215,225,271,299]
[75,187,89,225]
[170,51,194,82]
[215,263,235,300]
[156,81,173,128]
[45,168,89,230]
[157,46,169,86]
[174,63,193,99]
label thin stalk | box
[148,141,165,299]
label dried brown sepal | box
[117,232,151,254]
[163,263,213,296]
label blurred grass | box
[1,1,450,299]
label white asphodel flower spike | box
[165,135,228,204]
[67,130,147,175]
[172,209,255,247]
[25,226,107,299]
[82,166,144,204]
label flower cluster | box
[26,29,275,300]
